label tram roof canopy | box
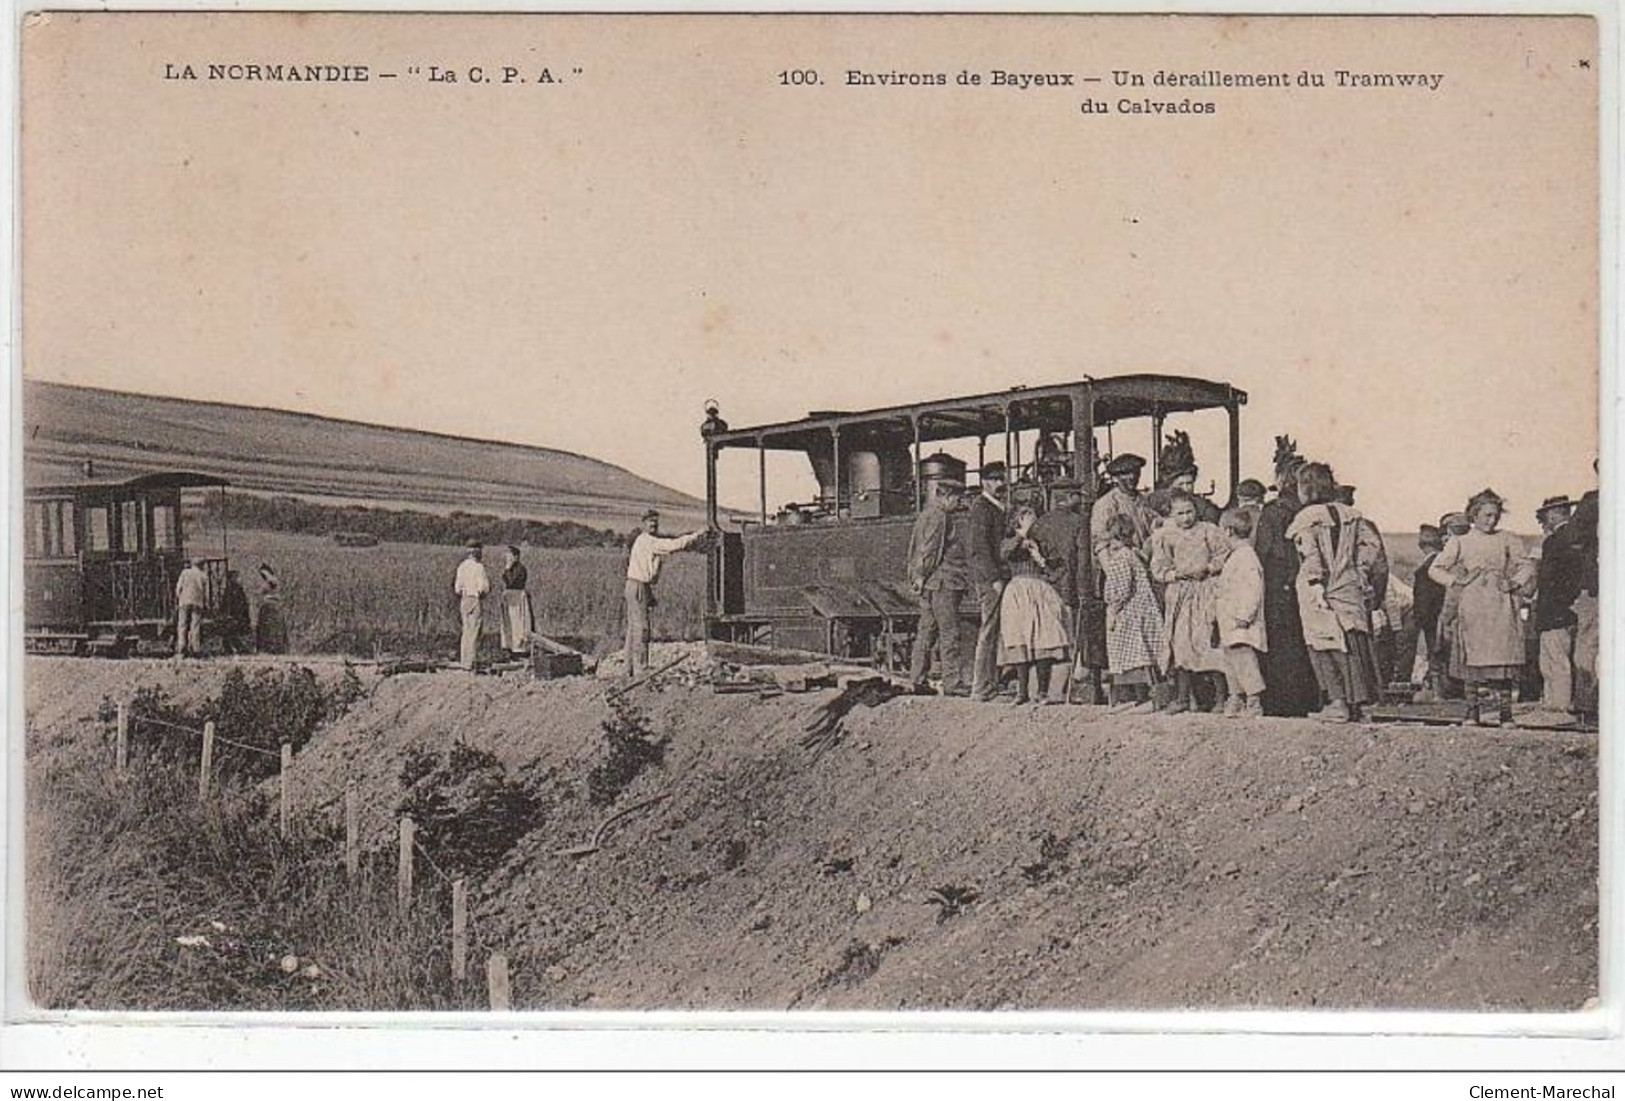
[708,374,1245,452]
[26,471,232,497]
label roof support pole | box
[1227,401,1242,509]
[705,441,719,530]
[1151,409,1166,487]
[911,415,922,512]
[758,439,767,525]
[1003,404,1013,479]
[831,426,842,519]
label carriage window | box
[27,501,77,557]
[28,503,46,557]
[86,507,110,552]
[57,502,76,556]
[152,504,178,550]
[119,500,141,552]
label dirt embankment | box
[25,653,1598,1013]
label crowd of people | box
[173,558,287,658]
[906,435,1600,727]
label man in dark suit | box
[1534,495,1583,719]
[1030,479,1088,701]
[966,462,1009,701]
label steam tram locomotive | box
[700,375,1247,669]
[24,471,233,656]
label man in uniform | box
[906,478,969,695]
[624,508,705,678]
[965,462,1009,701]
[453,540,490,670]
[1090,453,1155,557]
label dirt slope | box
[24,654,1599,1013]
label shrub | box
[397,743,545,879]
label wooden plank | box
[707,640,842,668]
[398,817,415,910]
[486,953,511,1011]
[452,879,468,990]
[279,744,293,837]
[199,721,215,802]
[344,782,359,881]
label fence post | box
[115,701,128,773]
[197,721,215,802]
[279,744,293,838]
[486,952,510,1011]
[398,817,415,910]
[345,781,359,882]
[452,879,468,991]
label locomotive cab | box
[701,375,1247,670]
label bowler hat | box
[642,508,661,521]
[464,538,482,550]
[1105,454,1146,476]
[1537,495,1574,517]
[1237,478,1266,499]
[980,461,1008,480]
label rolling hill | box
[21,380,711,531]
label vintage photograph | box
[14,12,1603,1017]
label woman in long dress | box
[253,562,289,654]
[1147,491,1230,713]
[998,506,1073,705]
[1099,512,1164,712]
[1427,489,1536,726]
[1286,462,1385,723]
[498,545,535,658]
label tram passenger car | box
[699,375,1247,668]
[24,471,233,656]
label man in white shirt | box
[453,540,491,670]
[625,509,704,677]
[174,558,210,659]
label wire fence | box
[110,696,511,1009]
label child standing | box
[1216,508,1269,718]
[1099,512,1165,712]
[1147,491,1231,713]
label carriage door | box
[150,495,183,620]
[109,495,162,623]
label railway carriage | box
[700,375,1247,671]
[24,471,233,656]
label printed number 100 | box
[778,69,822,85]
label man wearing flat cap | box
[907,478,969,695]
[1534,495,1583,718]
[966,462,1010,701]
[625,508,705,678]
[453,540,491,670]
[1090,453,1155,558]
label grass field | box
[226,529,706,659]
[224,527,1459,661]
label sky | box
[19,12,1603,533]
